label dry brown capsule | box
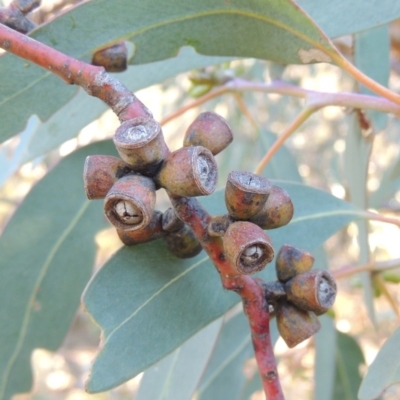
[83,155,133,200]
[104,175,156,231]
[92,42,128,72]
[163,224,202,259]
[275,244,315,282]
[183,111,233,155]
[285,270,337,314]
[225,171,272,220]
[117,211,166,245]
[113,117,170,176]
[276,300,321,348]
[11,0,40,14]
[162,207,185,233]
[249,185,294,229]
[223,221,274,274]
[155,146,217,197]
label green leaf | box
[0,0,339,143]
[334,331,365,400]
[136,318,222,400]
[298,0,400,39]
[83,181,363,392]
[0,140,116,400]
[359,326,400,400]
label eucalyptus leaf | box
[334,331,364,400]
[136,318,222,400]
[83,181,364,392]
[0,140,117,400]
[0,0,339,143]
[358,326,400,400]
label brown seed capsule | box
[11,0,40,14]
[163,224,203,258]
[276,300,321,348]
[249,185,294,229]
[116,211,166,245]
[183,111,233,155]
[113,117,170,176]
[155,146,217,197]
[285,270,337,314]
[162,207,185,233]
[104,175,156,231]
[207,214,234,237]
[225,171,272,220]
[92,42,128,72]
[275,244,315,282]
[223,221,274,274]
[83,155,133,200]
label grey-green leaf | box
[136,318,222,400]
[334,331,365,400]
[0,140,116,400]
[358,326,400,400]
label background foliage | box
[1,0,400,399]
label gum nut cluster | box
[206,170,294,275]
[83,111,233,258]
[267,244,337,348]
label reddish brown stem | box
[169,194,284,400]
[0,23,150,121]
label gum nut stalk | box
[285,270,337,314]
[163,224,203,258]
[225,171,272,220]
[92,42,128,72]
[113,117,170,176]
[104,175,156,231]
[275,244,315,282]
[276,300,321,348]
[249,185,294,229]
[183,111,233,155]
[223,221,274,274]
[83,155,133,200]
[162,207,185,233]
[155,146,218,196]
[117,211,166,245]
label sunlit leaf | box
[0,140,116,400]
[0,0,339,143]
[359,327,400,400]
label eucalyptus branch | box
[334,258,400,279]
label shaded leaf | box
[298,0,400,39]
[0,140,117,400]
[0,0,339,143]
[359,326,400,400]
[83,181,364,392]
[136,318,222,400]
[334,331,364,400]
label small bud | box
[285,270,337,314]
[117,211,166,245]
[163,224,202,258]
[225,171,272,220]
[276,300,321,348]
[83,155,133,200]
[155,146,218,197]
[113,117,170,176]
[104,175,156,231]
[275,244,314,282]
[92,42,128,72]
[249,185,293,229]
[183,112,233,155]
[223,221,274,274]
[207,214,234,237]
